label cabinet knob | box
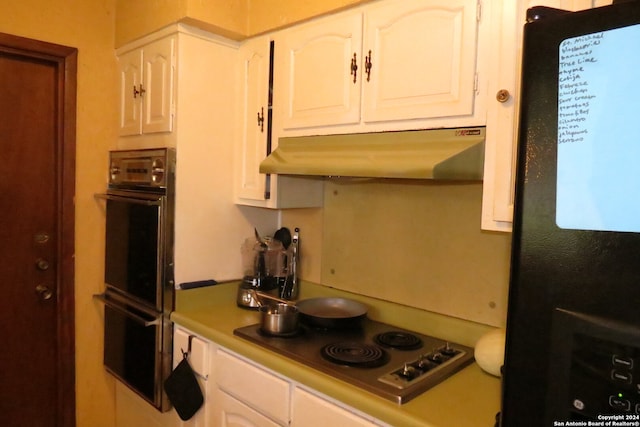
[496,89,511,103]
[350,53,358,84]
[257,107,264,132]
[365,50,372,82]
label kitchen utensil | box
[273,227,292,249]
[280,228,299,300]
[254,291,368,329]
[254,227,267,248]
[238,231,290,309]
[236,279,261,309]
[259,303,300,336]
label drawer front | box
[216,349,290,424]
[292,387,381,427]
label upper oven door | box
[103,191,165,310]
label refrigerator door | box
[504,3,640,425]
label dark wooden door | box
[0,33,77,427]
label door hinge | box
[477,0,482,22]
[474,72,479,94]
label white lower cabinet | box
[168,326,388,427]
[211,390,282,427]
[291,387,382,427]
[173,327,211,427]
[214,348,290,425]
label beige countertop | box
[171,281,501,427]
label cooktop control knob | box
[441,343,458,357]
[417,355,437,371]
[401,363,420,380]
[428,352,446,364]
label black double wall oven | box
[96,148,176,411]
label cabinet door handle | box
[350,53,358,84]
[257,107,264,132]
[365,50,372,82]
[133,84,146,98]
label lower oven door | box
[98,292,172,411]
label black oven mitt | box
[164,354,204,421]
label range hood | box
[259,127,485,180]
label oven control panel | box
[546,309,640,423]
[567,334,640,418]
[109,148,175,189]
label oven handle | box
[94,193,162,206]
[93,293,161,327]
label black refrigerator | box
[503,2,640,426]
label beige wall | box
[0,0,118,426]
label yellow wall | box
[247,0,370,35]
[0,1,118,426]
[115,0,249,46]
[115,0,370,46]
[1,0,512,425]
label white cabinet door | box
[236,36,325,209]
[278,0,479,132]
[214,349,290,425]
[142,36,175,134]
[211,390,283,427]
[118,48,143,135]
[237,36,271,201]
[279,11,363,129]
[291,387,383,427]
[118,36,175,136]
[481,0,610,231]
[362,0,479,123]
[173,327,209,427]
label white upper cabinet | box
[362,0,478,123]
[118,48,143,136]
[278,11,363,129]
[481,0,612,232]
[235,36,324,208]
[118,36,175,136]
[277,0,482,134]
[236,36,271,201]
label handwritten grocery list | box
[556,24,640,232]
